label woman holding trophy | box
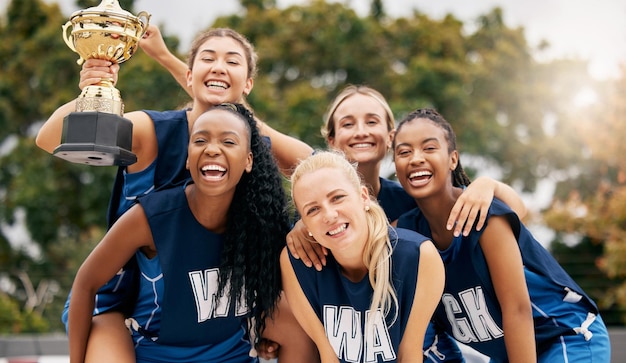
[37,16,317,363]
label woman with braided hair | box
[393,108,611,362]
[69,103,291,362]
[38,25,316,362]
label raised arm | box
[398,241,444,362]
[255,119,313,176]
[139,26,313,175]
[68,204,153,363]
[139,25,192,98]
[480,216,536,363]
[280,249,339,363]
[35,59,119,154]
[447,177,527,237]
[35,58,159,172]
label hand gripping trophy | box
[56,0,150,166]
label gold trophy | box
[55,0,150,166]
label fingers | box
[255,338,279,359]
[139,25,166,58]
[446,200,462,233]
[286,220,326,271]
[287,231,324,270]
[79,59,118,89]
[301,242,327,271]
[286,234,302,260]
[448,193,490,237]
[141,24,160,39]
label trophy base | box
[53,111,137,166]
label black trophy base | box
[53,111,137,166]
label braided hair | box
[394,108,471,187]
[212,103,290,341]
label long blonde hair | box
[290,151,399,323]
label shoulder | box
[391,227,431,262]
[489,198,515,215]
[141,109,188,122]
[396,207,422,229]
[483,198,522,236]
[380,177,402,190]
[137,186,186,217]
[379,178,412,201]
[394,227,430,245]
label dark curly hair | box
[212,103,290,342]
[394,108,471,187]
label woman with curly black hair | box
[68,103,291,363]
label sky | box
[38,0,626,80]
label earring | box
[365,205,370,212]
[308,231,313,237]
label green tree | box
[544,66,626,324]
[1,0,617,332]
[0,0,186,331]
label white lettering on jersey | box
[188,268,250,322]
[324,306,396,362]
[442,287,503,344]
[364,309,396,362]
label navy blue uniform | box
[62,110,191,326]
[62,109,272,326]
[377,177,416,222]
[290,227,430,363]
[378,177,462,362]
[128,184,256,362]
[398,198,611,362]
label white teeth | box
[202,164,226,172]
[409,171,431,178]
[328,224,347,236]
[353,143,373,148]
[206,80,228,89]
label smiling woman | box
[393,108,611,362]
[282,150,445,362]
[67,103,292,363]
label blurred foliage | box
[0,293,48,333]
[544,66,626,324]
[0,0,624,332]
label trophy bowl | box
[62,0,150,67]
[54,0,150,166]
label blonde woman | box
[281,151,444,362]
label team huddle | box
[36,23,611,363]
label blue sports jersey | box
[377,177,416,222]
[128,184,255,362]
[378,178,462,362]
[63,109,274,326]
[108,109,191,225]
[397,198,610,362]
[289,227,429,363]
[62,110,191,328]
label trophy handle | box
[136,11,152,35]
[62,21,85,65]
[62,21,76,52]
